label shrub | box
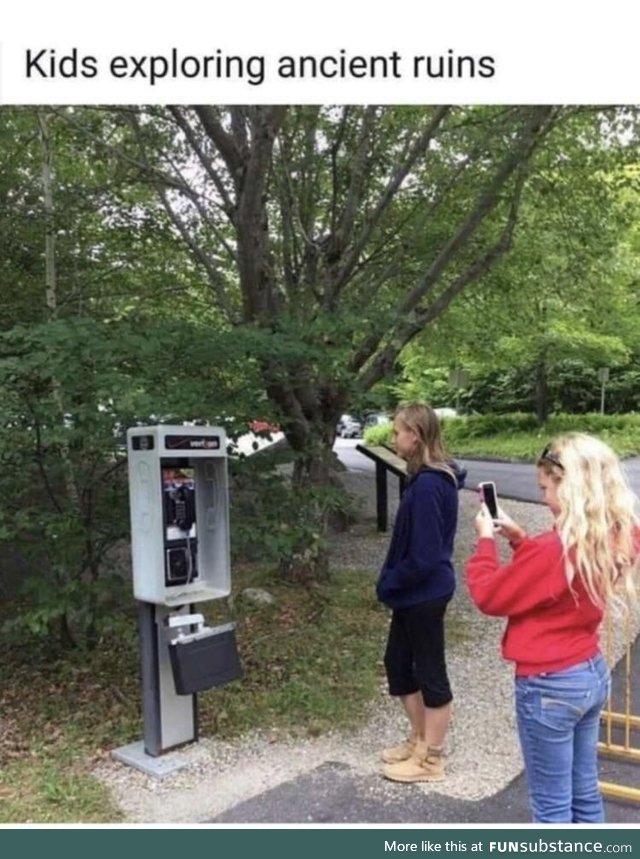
[362,412,640,461]
[363,424,393,445]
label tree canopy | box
[1,103,639,597]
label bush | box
[229,452,354,578]
[363,424,393,446]
[363,412,640,461]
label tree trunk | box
[278,411,346,584]
[534,358,549,425]
[38,111,85,647]
[38,110,81,510]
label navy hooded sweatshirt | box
[376,463,466,610]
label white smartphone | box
[478,481,499,520]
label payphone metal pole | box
[139,601,198,756]
[111,601,199,777]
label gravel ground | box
[94,475,561,823]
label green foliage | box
[391,366,452,409]
[0,314,270,646]
[445,413,640,459]
[363,424,395,446]
[229,452,353,577]
[364,412,640,460]
[393,355,640,418]
[444,413,539,439]
[395,114,640,420]
[462,359,640,416]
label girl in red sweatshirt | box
[466,432,639,823]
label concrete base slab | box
[111,740,190,778]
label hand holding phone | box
[478,481,499,520]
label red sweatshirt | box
[466,532,602,676]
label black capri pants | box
[384,595,453,708]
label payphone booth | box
[119,425,241,769]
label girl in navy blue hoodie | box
[377,403,465,782]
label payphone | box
[117,425,241,768]
[128,425,231,606]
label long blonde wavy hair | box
[394,403,456,483]
[537,432,639,610]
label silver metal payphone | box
[116,425,241,771]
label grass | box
[0,562,393,823]
[195,564,389,738]
[0,760,124,824]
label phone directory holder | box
[166,614,241,695]
[127,425,231,606]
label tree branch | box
[193,106,245,184]
[357,164,529,389]
[335,106,378,246]
[127,112,239,321]
[167,106,236,218]
[333,106,452,291]
[350,106,558,374]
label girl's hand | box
[493,506,526,546]
[474,503,496,539]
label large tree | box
[114,104,638,577]
[3,105,637,589]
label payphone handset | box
[162,465,198,586]
[163,467,196,535]
[173,486,196,532]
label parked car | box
[337,414,363,438]
[433,407,459,419]
[363,412,391,428]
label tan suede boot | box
[382,743,445,782]
[380,736,417,764]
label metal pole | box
[375,461,388,533]
[138,601,162,756]
[601,381,606,416]
[139,601,197,756]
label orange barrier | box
[599,612,640,802]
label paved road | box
[335,438,640,504]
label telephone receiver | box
[173,486,196,531]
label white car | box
[337,414,363,438]
[363,412,391,428]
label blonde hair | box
[537,432,639,611]
[394,403,456,483]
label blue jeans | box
[515,653,610,823]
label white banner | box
[1,0,639,104]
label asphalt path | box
[335,438,640,505]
